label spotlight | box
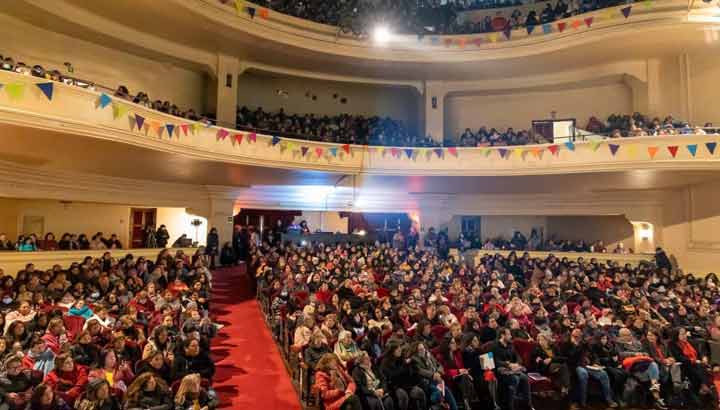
[373,25,392,45]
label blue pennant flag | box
[405,148,414,159]
[542,24,552,34]
[527,24,536,35]
[329,147,338,157]
[247,6,256,18]
[686,144,698,157]
[272,136,281,146]
[706,142,717,155]
[564,141,576,151]
[36,82,54,100]
[98,93,112,109]
[166,124,175,138]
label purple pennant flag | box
[247,6,256,18]
[271,136,281,146]
[621,6,632,18]
[608,144,620,156]
[706,142,717,155]
[434,148,444,158]
[405,148,414,159]
[166,124,175,138]
[498,148,508,158]
[135,114,145,130]
[301,146,309,156]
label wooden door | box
[130,208,157,248]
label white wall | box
[0,14,207,112]
[689,53,720,126]
[237,71,419,132]
[546,215,634,250]
[445,82,633,139]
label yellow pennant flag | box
[5,82,25,101]
[626,144,638,159]
[488,33,498,43]
[514,148,525,159]
[643,0,653,8]
[234,0,245,15]
[112,103,128,119]
[191,123,202,135]
[603,9,614,21]
[378,147,385,157]
[590,140,603,152]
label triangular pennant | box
[706,142,717,155]
[590,140,603,151]
[643,0,654,8]
[156,126,165,138]
[191,123,202,135]
[488,33,498,43]
[134,114,145,131]
[98,93,112,109]
[248,133,257,143]
[112,103,128,119]
[233,133,244,144]
[259,8,269,19]
[626,144,637,159]
[531,148,542,158]
[667,145,679,158]
[608,144,620,156]
[687,144,698,157]
[514,148,525,159]
[430,37,440,46]
[483,148,493,157]
[247,6,256,18]
[498,148,508,158]
[165,124,175,138]
[584,17,594,27]
[301,146,309,157]
[279,142,288,153]
[547,145,559,155]
[564,141,575,151]
[342,144,350,155]
[503,26,512,40]
[391,147,400,158]
[527,24,536,35]
[621,6,632,18]
[142,123,150,134]
[233,0,245,15]
[148,122,162,138]
[603,9,614,21]
[558,22,567,32]
[425,149,433,160]
[216,128,229,141]
[271,136,281,146]
[456,38,466,48]
[405,148,414,159]
[315,147,324,158]
[542,23,552,34]
[647,146,659,159]
[434,148,444,158]
[444,38,453,47]
[447,147,458,157]
[329,147,338,157]
[180,123,188,136]
[0,84,4,92]
[571,20,582,29]
[473,37,483,47]
[5,83,25,101]
[286,141,296,151]
[35,82,54,100]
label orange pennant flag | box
[647,146,659,159]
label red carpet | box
[210,265,302,410]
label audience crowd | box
[254,231,720,410]
[0,245,219,410]
[585,113,717,138]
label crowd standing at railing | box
[253,226,720,410]
[0,245,220,410]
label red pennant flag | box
[647,146,659,159]
[259,8,269,19]
[447,147,458,157]
[584,17,594,27]
[547,145,559,155]
[216,129,229,140]
[248,133,257,143]
[391,147,400,158]
[473,38,483,47]
[315,147,324,157]
[342,144,350,155]
[233,133,244,144]
[180,124,189,136]
[558,22,567,32]
[667,146,679,158]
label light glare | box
[373,25,391,45]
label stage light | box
[373,25,392,45]
[357,230,367,236]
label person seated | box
[614,327,665,408]
[334,330,362,367]
[410,341,459,410]
[530,332,570,396]
[669,328,711,398]
[43,353,88,406]
[380,343,427,410]
[41,318,68,356]
[124,372,173,410]
[27,383,68,410]
[0,355,38,410]
[313,354,362,410]
[23,336,56,377]
[351,351,395,410]
[41,233,59,251]
[0,233,13,251]
[88,350,135,396]
[171,338,214,382]
[136,351,173,384]
[5,299,36,334]
[75,378,120,410]
[492,327,533,410]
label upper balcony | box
[1,69,719,182]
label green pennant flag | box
[590,140,603,152]
[5,82,25,101]
[112,103,129,119]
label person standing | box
[206,228,219,269]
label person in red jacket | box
[312,354,361,410]
[41,318,66,356]
[43,353,88,406]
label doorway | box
[129,208,157,248]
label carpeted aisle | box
[210,265,302,410]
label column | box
[213,54,240,129]
[423,81,446,143]
[207,198,236,248]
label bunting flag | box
[547,145,559,155]
[301,146,309,157]
[191,123,202,135]
[259,8,269,19]
[112,103,128,119]
[247,6,256,18]
[498,148,508,159]
[489,33,498,43]
[647,146,659,159]
[142,122,150,134]
[621,6,632,18]
[444,38,453,47]
[35,82,54,100]
[584,17,594,27]
[447,147,459,157]
[150,122,163,138]
[165,124,175,138]
[377,147,385,157]
[134,114,145,130]
[232,133,244,144]
[216,128,229,141]
[483,148,493,157]
[405,148,414,159]
[5,83,25,101]
[590,140,603,151]
[706,142,717,155]
[315,147,324,158]
[667,145,679,158]
[527,24,536,35]
[531,147,543,159]
[643,0,654,8]
[542,23,552,34]
[603,9,614,21]
[391,147,400,158]
[473,38,483,47]
[456,38,466,48]
[571,20,582,29]
[271,136,281,146]
[687,144,698,157]
[503,26,512,40]
[180,123,189,136]
[425,149,433,160]
[564,141,575,151]
[558,22,567,32]
[608,144,620,156]
[514,148,525,159]
[329,147,338,157]
[430,37,440,46]
[626,144,637,159]
[233,0,244,15]
[434,148,444,159]
[342,144,350,155]
[248,133,257,143]
[286,141,296,152]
